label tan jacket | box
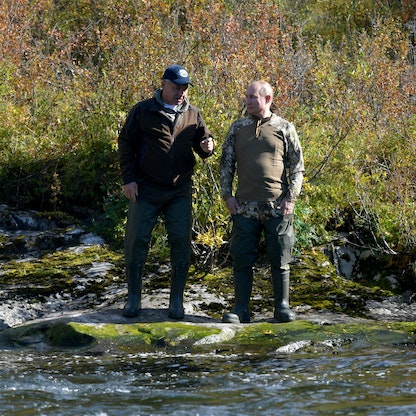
[220,113,304,202]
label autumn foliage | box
[1,0,415,259]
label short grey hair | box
[256,81,274,100]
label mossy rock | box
[2,319,416,355]
[0,322,94,349]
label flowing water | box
[1,345,416,416]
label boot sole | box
[222,313,250,324]
[168,312,185,320]
[122,308,141,318]
[274,312,295,323]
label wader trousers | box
[226,213,295,323]
[123,182,192,319]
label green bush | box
[0,0,415,263]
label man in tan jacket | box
[220,80,304,323]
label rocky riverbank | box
[1,205,416,334]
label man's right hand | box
[225,196,240,215]
[123,182,138,202]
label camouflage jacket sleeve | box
[220,121,238,200]
[284,121,305,202]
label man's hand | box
[123,182,138,202]
[201,137,214,154]
[225,196,240,215]
[277,198,295,215]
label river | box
[1,344,416,415]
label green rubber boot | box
[122,266,143,318]
[168,266,187,320]
[272,268,295,323]
[222,269,253,323]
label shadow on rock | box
[61,307,222,325]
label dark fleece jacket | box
[118,90,211,187]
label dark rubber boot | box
[168,266,187,319]
[222,269,253,323]
[272,268,295,323]
[122,266,143,318]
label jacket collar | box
[153,88,190,113]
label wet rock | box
[0,205,103,259]
[0,205,77,231]
[324,235,415,295]
[0,318,410,354]
[366,296,416,321]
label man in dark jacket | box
[118,64,214,319]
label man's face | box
[161,80,188,105]
[245,83,268,118]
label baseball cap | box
[162,64,193,85]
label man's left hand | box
[278,198,295,215]
[201,137,214,154]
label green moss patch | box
[70,322,223,351]
[0,245,124,298]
